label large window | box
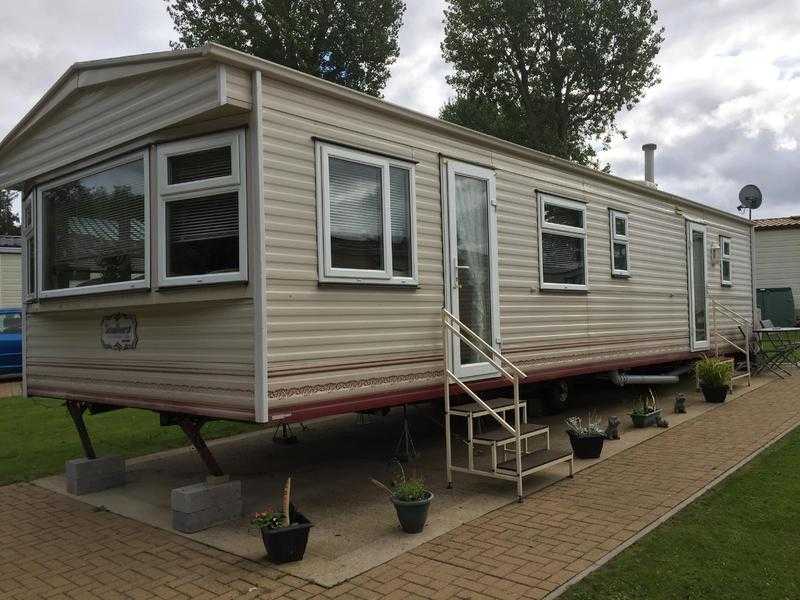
[316,142,417,285]
[38,154,148,298]
[720,235,732,286]
[538,193,587,291]
[609,209,630,277]
[157,130,247,287]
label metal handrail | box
[442,321,515,382]
[711,299,752,388]
[711,299,750,327]
[446,370,516,435]
[442,308,526,378]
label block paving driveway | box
[2,375,799,599]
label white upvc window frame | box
[37,151,151,299]
[609,209,631,277]
[720,235,732,287]
[156,130,248,288]
[21,191,36,302]
[315,141,418,286]
[537,192,588,291]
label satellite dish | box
[738,184,763,210]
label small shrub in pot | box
[252,478,312,564]
[630,390,662,427]
[565,413,606,459]
[695,356,733,403]
[372,463,433,534]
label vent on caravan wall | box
[642,143,657,187]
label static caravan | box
[0,45,754,486]
[0,236,22,308]
[754,216,800,324]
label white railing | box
[711,299,751,387]
[442,308,528,497]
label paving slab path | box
[2,374,799,600]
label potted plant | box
[564,413,606,459]
[372,463,433,534]
[695,356,733,403]
[252,478,312,564]
[630,390,662,428]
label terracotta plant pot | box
[701,384,729,403]
[260,512,312,564]
[567,431,605,459]
[391,491,433,534]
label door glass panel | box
[455,174,492,366]
[692,230,707,342]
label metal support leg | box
[177,418,224,478]
[443,320,453,489]
[569,457,574,478]
[394,404,417,462]
[66,400,96,460]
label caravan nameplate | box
[101,313,138,351]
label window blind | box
[168,146,232,185]
[166,193,239,244]
[42,159,145,290]
[328,156,383,270]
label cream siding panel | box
[260,76,752,411]
[0,253,22,308]
[755,228,800,309]
[0,62,222,188]
[226,66,253,108]
[26,299,255,419]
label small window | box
[22,192,36,301]
[38,154,149,298]
[157,131,247,287]
[609,210,630,277]
[538,193,587,291]
[316,142,417,285]
[720,236,732,286]
[0,311,22,335]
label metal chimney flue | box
[642,143,657,185]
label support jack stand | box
[66,400,97,460]
[160,413,224,478]
[273,422,299,445]
[394,404,417,462]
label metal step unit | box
[442,309,574,502]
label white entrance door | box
[444,160,501,379]
[687,221,710,350]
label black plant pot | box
[567,431,605,459]
[391,491,433,534]
[701,384,729,403]
[260,512,312,564]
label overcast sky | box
[1,0,797,217]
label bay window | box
[609,209,630,277]
[157,130,247,287]
[316,142,417,285]
[38,153,149,298]
[538,193,587,291]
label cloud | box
[0,0,797,218]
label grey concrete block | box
[171,480,242,533]
[65,456,126,495]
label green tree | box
[441,0,664,168]
[0,190,20,236]
[166,0,406,96]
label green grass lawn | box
[0,396,260,486]
[562,426,800,600]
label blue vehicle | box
[0,309,22,378]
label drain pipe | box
[608,363,692,387]
[608,371,678,386]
